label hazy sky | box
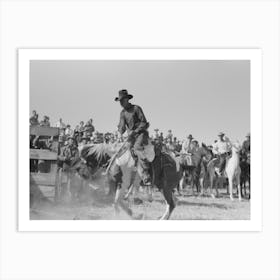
[30,60,250,144]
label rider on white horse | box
[181,134,193,154]
[112,89,152,189]
[212,132,232,176]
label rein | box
[105,140,128,175]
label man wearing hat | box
[240,133,250,165]
[30,110,39,126]
[40,115,50,127]
[93,132,103,144]
[153,128,160,140]
[113,89,151,187]
[181,134,194,154]
[84,118,95,137]
[58,135,79,194]
[59,135,79,167]
[180,134,196,166]
[167,129,173,141]
[242,133,250,153]
[212,132,232,176]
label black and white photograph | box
[18,49,261,229]
[1,1,280,280]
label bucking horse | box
[69,140,181,219]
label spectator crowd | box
[30,110,188,152]
[29,110,250,158]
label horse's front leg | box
[190,170,195,195]
[64,172,73,202]
[178,171,186,196]
[243,180,246,197]
[248,176,251,199]
[113,182,133,218]
[228,178,234,201]
[113,183,122,216]
[215,176,220,198]
[236,176,242,202]
[199,176,204,196]
[208,170,215,198]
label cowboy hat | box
[218,132,225,136]
[115,89,133,102]
[187,134,193,139]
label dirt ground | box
[30,180,250,220]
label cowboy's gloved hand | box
[128,131,135,137]
[127,131,136,142]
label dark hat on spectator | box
[218,132,225,137]
[44,115,49,120]
[187,134,193,139]
[115,89,133,102]
[154,128,159,132]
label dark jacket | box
[118,104,149,135]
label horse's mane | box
[81,143,112,164]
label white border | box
[18,49,262,232]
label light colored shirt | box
[55,121,66,129]
[65,127,73,136]
[181,139,192,154]
[212,137,232,155]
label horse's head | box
[231,141,242,153]
[81,143,116,170]
[201,142,213,159]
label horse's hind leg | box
[160,185,176,220]
[199,176,204,196]
[113,183,133,218]
[209,172,216,199]
[236,176,242,201]
[147,185,153,202]
[248,178,251,199]
[113,184,121,216]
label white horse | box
[207,141,242,201]
[225,142,242,201]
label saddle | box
[180,153,194,167]
[115,140,155,167]
[211,153,231,177]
